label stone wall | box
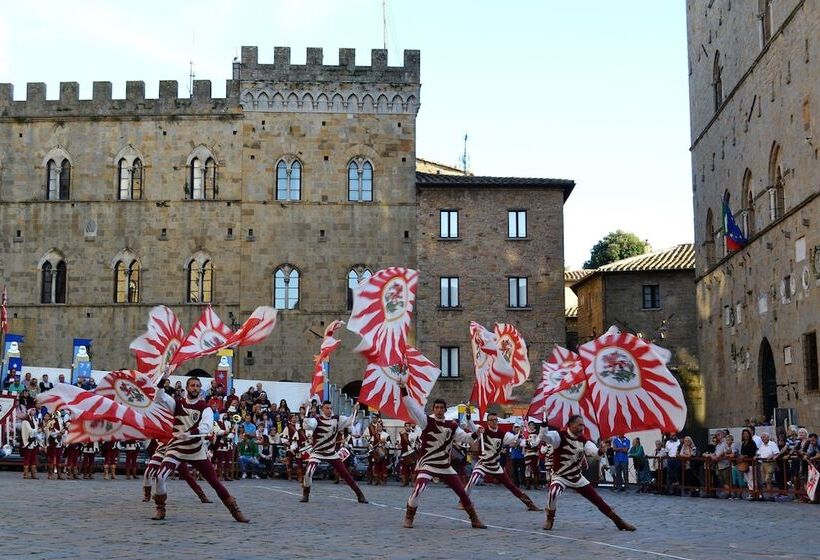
[687,1,820,427]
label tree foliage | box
[583,230,649,269]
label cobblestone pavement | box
[1,472,815,560]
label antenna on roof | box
[188,29,196,98]
[382,0,388,50]
[460,134,469,174]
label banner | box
[71,338,92,385]
[808,463,819,502]
[215,349,234,394]
[1,334,24,384]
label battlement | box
[0,79,243,118]
[235,46,420,85]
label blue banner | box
[1,334,24,385]
[216,349,234,394]
[71,338,92,385]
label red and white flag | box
[129,306,185,379]
[348,267,418,366]
[359,346,440,423]
[310,320,345,402]
[38,385,172,443]
[578,326,687,440]
[95,369,175,432]
[170,306,234,365]
[0,286,8,334]
[494,323,530,397]
[469,321,515,417]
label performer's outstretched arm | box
[537,426,561,448]
[338,403,360,430]
[400,388,427,430]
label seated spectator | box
[258,434,274,478]
[238,433,261,479]
[57,374,67,384]
[8,375,25,394]
[224,387,240,411]
[2,368,18,390]
[241,414,257,437]
[27,378,40,398]
[39,374,54,393]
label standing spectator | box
[711,433,733,498]
[611,433,630,492]
[39,374,54,393]
[678,436,700,496]
[738,428,759,500]
[510,425,525,487]
[649,440,665,493]
[598,440,612,484]
[238,433,261,479]
[57,374,67,384]
[664,433,681,495]
[756,432,780,500]
[2,367,17,390]
[628,437,651,493]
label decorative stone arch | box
[361,94,374,113]
[316,93,329,112]
[186,250,212,270]
[767,141,785,221]
[405,94,418,114]
[271,92,284,111]
[340,144,379,170]
[185,250,214,304]
[347,93,359,112]
[256,91,270,110]
[376,94,389,113]
[38,248,66,269]
[331,93,345,112]
[391,94,403,113]
[110,247,139,269]
[113,144,146,167]
[41,146,73,168]
[186,144,218,166]
[301,92,314,111]
[242,91,255,109]
[39,248,68,304]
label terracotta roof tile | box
[596,243,695,272]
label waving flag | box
[359,346,440,423]
[578,326,687,440]
[529,346,599,441]
[310,320,345,402]
[38,385,171,443]
[170,306,233,364]
[95,369,174,432]
[469,321,515,417]
[222,306,278,348]
[722,196,747,252]
[494,323,530,396]
[129,306,185,378]
[348,267,418,366]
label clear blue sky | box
[0,0,693,268]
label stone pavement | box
[0,472,815,560]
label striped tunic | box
[159,393,213,462]
[473,428,517,476]
[401,393,475,475]
[305,413,355,461]
[539,428,598,488]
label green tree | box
[583,230,649,269]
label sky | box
[0,0,694,269]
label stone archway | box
[341,380,362,401]
[759,338,778,421]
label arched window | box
[704,208,715,267]
[40,258,67,304]
[46,158,71,200]
[118,158,144,200]
[348,158,373,202]
[132,159,143,200]
[723,191,732,256]
[742,169,755,237]
[114,259,140,303]
[276,159,302,201]
[768,142,785,221]
[274,265,300,310]
[713,50,723,111]
[188,151,218,200]
[347,266,373,310]
[187,259,214,303]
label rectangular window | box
[508,210,527,238]
[440,346,459,378]
[508,277,528,308]
[440,210,459,238]
[642,285,660,309]
[439,277,459,307]
[804,332,819,392]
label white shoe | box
[252,474,259,479]
[242,473,248,479]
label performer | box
[538,414,635,531]
[44,412,66,480]
[398,422,420,486]
[81,441,98,479]
[150,375,248,522]
[300,401,368,503]
[399,381,486,529]
[65,441,82,480]
[21,408,40,479]
[101,440,118,480]
[368,418,390,486]
[212,413,235,481]
[463,412,540,511]
[118,440,140,479]
[282,414,306,482]
[142,441,213,504]
[523,421,541,489]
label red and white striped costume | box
[302,412,366,501]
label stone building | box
[686,1,819,428]
[563,269,593,351]
[571,244,703,427]
[415,173,574,405]
[0,46,574,406]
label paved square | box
[1,472,814,560]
